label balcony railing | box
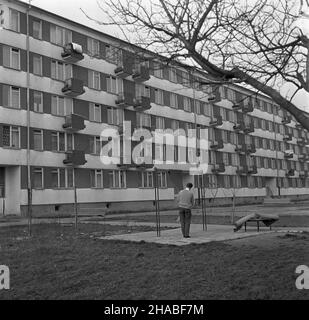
[132,65,150,82]
[63,114,85,132]
[299,171,308,178]
[210,139,224,150]
[115,92,133,108]
[297,137,307,146]
[298,154,308,162]
[242,102,254,113]
[283,133,293,142]
[235,143,256,154]
[62,78,85,97]
[243,122,254,134]
[284,151,294,159]
[286,169,295,177]
[133,95,151,112]
[114,62,133,79]
[61,43,84,63]
[212,163,225,174]
[236,165,249,175]
[209,115,223,127]
[282,116,291,124]
[63,150,87,166]
[248,165,257,174]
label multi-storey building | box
[1,0,309,216]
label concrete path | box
[98,223,309,246]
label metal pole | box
[273,102,280,197]
[74,167,78,235]
[26,1,32,237]
[154,168,160,237]
[201,174,207,231]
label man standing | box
[176,183,195,238]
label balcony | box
[242,102,254,113]
[233,122,244,132]
[282,116,291,124]
[246,144,256,154]
[235,144,244,153]
[283,133,293,142]
[286,169,295,177]
[207,87,221,104]
[62,78,85,97]
[132,65,150,82]
[298,154,308,162]
[114,63,133,79]
[236,165,249,175]
[61,43,84,63]
[63,150,87,166]
[232,103,242,111]
[115,92,133,108]
[297,137,307,146]
[133,96,151,112]
[243,122,254,134]
[248,165,257,174]
[63,114,85,132]
[210,139,224,150]
[284,150,294,159]
[299,171,308,178]
[235,143,256,154]
[212,163,225,174]
[296,123,303,130]
[209,115,223,127]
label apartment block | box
[0,0,309,216]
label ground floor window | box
[90,169,104,188]
[109,170,126,188]
[33,167,43,189]
[156,171,167,188]
[141,171,153,188]
[51,168,74,188]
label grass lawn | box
[0,223,308,300]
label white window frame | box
[50,25,72,46]
[109,170,126,188]
[32,18,42,39]
[183,96,191,112]
[33,129,43,151]
[154,89,164,105]
[88,70,101,90]
[51,132,74,152]
[157,171,167,188]
[2,125,20,148]
[91,169,104,188]
[156,117,165,130]
[153,61,163,78]
[107,75,123,94]
[3,46,20,70]
[33,55,42,76]
[136,112,151,128]
[170,93,178,109]
[33,91,43,113]
[107,107,124,126]
[89,103,101,122]
[9,86,20,109]
[87,37,100,57]
[9,9,20,32]
[91,136,102,155]
[33,168,44,189]
[51,60,72,81]
[141,171,154,188]
[169,67,177,83]
[51,96,73,116]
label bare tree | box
[82,0,309,129]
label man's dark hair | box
[186,183,193,189]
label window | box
[33,168,43,189]
[195,101,201,114]
[9,86,20,109]
[88,70,101,90]
[50,25,72,46]
[157,172,167,188]
[154,89,164,105]
[182,71,190,87]
[183,97,191,112]
[156,117,165,130]
[141,171,154,188]
[32,19,42,39]
[91,170,104,188]
[51,60,72,81]
[153,61,163,78]
[3,46,20,70]
[33,129,43,151]
[9,9,19,32]
[203,103,212,117]
[2,126,20,148]
[33,55,42,76]
[109,170,126,188]
[87,37,100,57]
[33,91,43,113]
[170,93,178,109]
[136,112,151,128]
[169,68,177,83]
[135,84,150,98]
[51,168,74,189]
[171,119,179,130]
[90,136,102,155]
[107,107,124,126]
[51,132,73,152]
[89,103,101,122]
[51,96,73,116]
[106,75,123,94]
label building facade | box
[1,0,309,216]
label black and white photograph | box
[0,0,308,307]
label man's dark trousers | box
[179,208,191,237]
